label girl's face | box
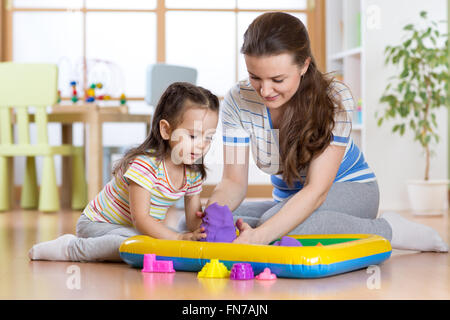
[244,53,310,110]
[161,105,218,165]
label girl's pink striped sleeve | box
[123,156,158,192]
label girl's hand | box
[195,210,205,219]
[178,226,207,241]
[232,219,266,245]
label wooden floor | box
[0,204,449,300]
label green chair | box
[0,63,87,212]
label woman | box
[201,12,447,252]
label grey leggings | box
[67,215,141,262]
[232,181,392,240]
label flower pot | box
[406,180,449,216]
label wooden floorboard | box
[0,204,449,300]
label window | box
[166,11,236,96]
[5,0,322,100]
[85,12,156,97]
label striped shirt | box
[83,154,203,225]
[221,79,376,202]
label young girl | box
[29,82,220,262]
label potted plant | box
[377,11,449,215]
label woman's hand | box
[178,226,207,241]
[232,219,267,245]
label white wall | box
[362,0,448,210]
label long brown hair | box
[241,12,344,187]
[112,82,219,180]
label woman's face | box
[244,53,309,110]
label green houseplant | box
[377,11,449,215]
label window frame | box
[1,0,325,100]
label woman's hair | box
[241,12,344,187]
[112,82,219,180]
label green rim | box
[270,238,359,246]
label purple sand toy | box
[272,236,303,247]
[230,263,254,280]
[141,254,175,273]
[200,202,237,243]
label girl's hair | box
[241,12,344,187]
[112,82,219,180]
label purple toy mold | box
[200,202,237,243]
[230,263,254,280]
[272,236,303,247]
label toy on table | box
[95,83,105,100]
[256,268,277,280]
[59,58,125,104]
[81,83,110,103]
[316,242,323,246]
[120,93,126,105]
[197,259,230,278]
[200,202,237,243]
[141,253,175,273]
[272,236,303,247]
[85,83,97,103]
[230,263,254,280]
[70,81,79,103]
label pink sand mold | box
[230,263,254,280]
[272,236,303,247]
[200,202,237,243]
[256,268,277,280]
[141,253,175,273]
